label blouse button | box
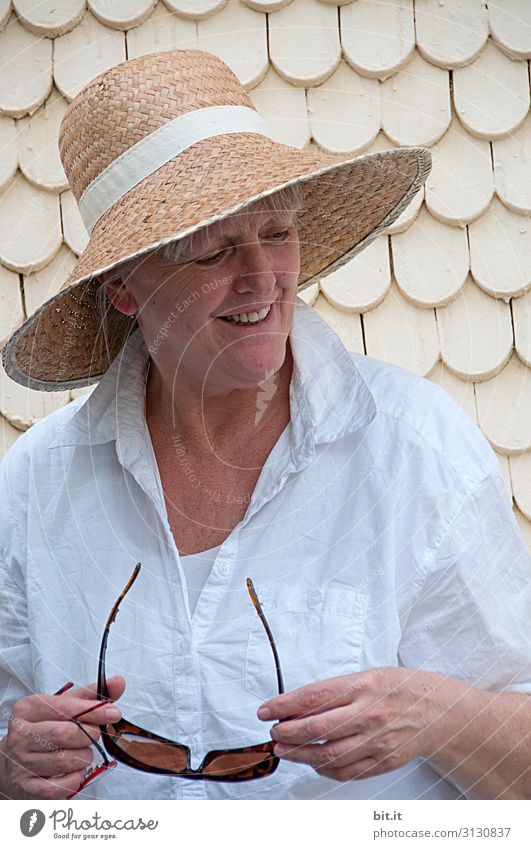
[307,589,323,607]
[218,562,230,576]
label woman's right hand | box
[0,676,125,800]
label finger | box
[12,694,122,726]
[274,736,367,771]
[316,758,381,783]
[69,676,126,703]
[270,703,366,746]
[26,747,93,778]
[258,672,371,721]
[24,769,88,801]
[18,718,102,753]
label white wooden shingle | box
[197,1,268,89]
[313,292,365,354]
[61,190,89,256]
[340,0,415,80]
[436,277,513,381]
[415,0,488,69]
[476,355,531,454]
[162,0,226,18]
[0,16,53,117]
[512,288,531,368]
[469,198,531,299]
[320,236,391,313]
[0,117,17,191]
[0,176,61,272]
[0,414,19,458]
[425,118,493,226]
[515,507,531,548]
[510,453,531,519]
[391,207,469,307]
[428,362,477,423]
[88,0,156,30]
[384,186,423,235]
[296,281,319,307]
[489,0,531,60]
[244,1,290,11]
[53,12,126,101]
[0,2,11,30]
[126,2,197,58]
[307,61,380,154]
[380,51,451,147]
[493,114,531,215]
[24,243,78,316]
[453,39,530,140]
[495,450,513,502]
[16,90,69,192]
[362,283,439,376]
[248,66,309,147]
[269,0,341,86]
[0,264,24,347]
[13,0,85,37]
[0,364,70,430]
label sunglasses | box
[62,563,285,796]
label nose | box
[231,240,276,296]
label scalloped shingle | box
[0,117,17,191]
[340,0,414,80]
[0,264,24,348]
[197,1,268,88]
[453,39,530,140]
[493,114,531,215]
[13,0,85,37]
[436,277,513,381]
[391,206,469,307]
[53,11,126,101]
[0,16,53,117]
[88,0,156,30]
[0,176,61,272]
[475,355,531,454]
[415,0,488,69]
[126,2,197,58]
[489,0,531,60]
[269,0,341,86]
[380,51,451,146]
[16,89,69,191]
[469,198,531,299]
[320,236,390,313]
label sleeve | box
[398,474,531,695]
[0,449,35,737]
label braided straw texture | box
[2,49,431,390]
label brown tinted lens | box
[115,733,189,771]
[202,750,273,776]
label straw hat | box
[2,48,431,392]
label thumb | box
[70,675,126,703]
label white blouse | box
[1,298,530,801]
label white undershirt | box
[180,544,222,616]
[143,421,222,615]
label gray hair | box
[95,182,304,361]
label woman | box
[0,49,530,801]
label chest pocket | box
[245,584,369,704]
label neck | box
[145,343,293,459]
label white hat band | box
[78,105,276,234]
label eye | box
[194,228,292,266]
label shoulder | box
[350,352,499,485]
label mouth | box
[216,303,275,330]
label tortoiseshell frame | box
[97,564,285,782]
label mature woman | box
[0,49,530,802]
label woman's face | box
[108,202,301,395]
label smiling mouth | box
[217,304,273,326]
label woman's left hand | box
[257,667,468,782]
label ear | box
[100,271,138,317]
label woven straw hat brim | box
[3,141,430,392]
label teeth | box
[223,305,271,324]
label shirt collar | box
[49,296,376,453]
